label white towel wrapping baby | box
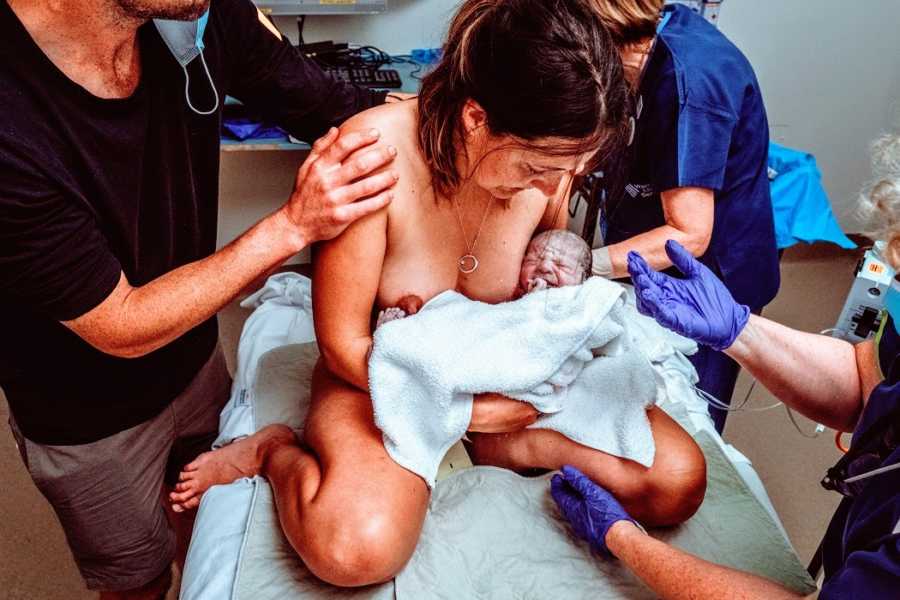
[369,276,661,487]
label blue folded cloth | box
[222,118,287,141]
[768,142,856,249]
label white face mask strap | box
[182,51,219,116]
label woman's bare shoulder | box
[341,101,432,217]
[339,100,419,154]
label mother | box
[174,0,706,587]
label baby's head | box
[519,229,592,294]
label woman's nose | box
[531,173,563,197]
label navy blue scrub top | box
[604,4,780,311]
[819,315,900,597]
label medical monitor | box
[254,0,386,16]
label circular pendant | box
[458,254,479,274]
[626,116,636,147]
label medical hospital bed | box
[179,274,817,600]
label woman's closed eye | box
[524,164,564,176]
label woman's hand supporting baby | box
[469,393,540,433]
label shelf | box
[221,137,309,151]
[253,0,386,17]
[221,62,422,152]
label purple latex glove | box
[627,240,750,351]
[551,465,637,557]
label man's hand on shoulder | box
[277,127,399,249]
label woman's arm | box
[600,187,714,278]
[552,469,809,600]
[606,522,807,600]
[629,241,867,431]
[312,185,389,392]
[727,315,866,432]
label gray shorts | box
[9,346,231,592]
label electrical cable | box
[785,404,825,439]
[388,54,424,79]
[835,430,851,453]
[693,384,782,413]
[296,16,305,46]
[302,39,428,80]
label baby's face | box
[519,233,588,293]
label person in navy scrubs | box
[550,132,900,598]
[588,0,780,431]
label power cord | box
[296,16,306,46]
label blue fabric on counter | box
[222,118,287,141]
[768,143,856,250]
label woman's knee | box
[635,437,707,526]
[300,506,418,587]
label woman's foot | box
[169,424,296,512]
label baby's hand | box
[528,277,549,293]
[376,307,407,328]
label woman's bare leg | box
[467,407,706,526]
[172,360,429,587]
[269,361,429,585]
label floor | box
[0,243,860,599]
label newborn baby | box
[377,229,592,327]
[518,229,593,294]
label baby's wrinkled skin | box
[376,229,592,327]
[517,229,592,295]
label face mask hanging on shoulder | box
[153,10,220,116]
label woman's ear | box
[461,99,488,139]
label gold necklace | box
[451,195,492,274]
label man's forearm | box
[87,210,303,358]
[606,522,804,600]
[725,315,864,431]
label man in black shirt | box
[0,0,399,595]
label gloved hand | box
[626,240,750,351]
[551,465,638,557]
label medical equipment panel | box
[833,242,895,342]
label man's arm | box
[221,0,388,142]
[65,128,398,358]
[606,522,806,600]
[597,187,714,278]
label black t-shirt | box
[0,0,386,444]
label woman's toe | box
[169,488,197,504]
